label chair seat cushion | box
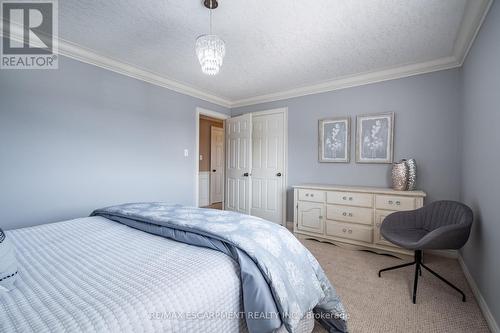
[381,227,429,250]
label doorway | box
[225,108,288,225]
[195,108,229,209]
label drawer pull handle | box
[349,197,353,201]
[306,193,309,197]
[388,200,394,205]
[342,212,347,216]
[311,194,314,197]
[348,229,353,234]
[342,196,347,200]
[349,213,353,217]
[342,228,347,233]
[396,201,401,205]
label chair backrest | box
[417,200,473,232]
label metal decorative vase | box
[392,160,409,191]
[406,159,417,191]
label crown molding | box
[230,0,493,108]
[454,0,493,66]
[230,56,461,108]
[1,0,493,109]
[0,20,232,108]
[56,38,232,108]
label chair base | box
[378,250,466,304]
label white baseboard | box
[459,255,500,333]
[198,172,210,207]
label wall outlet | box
[184,149,189,157]
[199,155,203,161]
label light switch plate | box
[184,149,189,157]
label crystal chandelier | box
[195,0,225,75]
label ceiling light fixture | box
[195,0,225,75]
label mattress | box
[0,217,314,333]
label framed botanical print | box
[319,117,350,163]
[356,112,394,164]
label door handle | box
[243,172,249,177]
[276,172,282,177]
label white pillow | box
[0,227,18,292]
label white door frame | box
[195,107,230,208]
[249,107,288,226]
[210,126,225,204]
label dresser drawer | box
[326,205,373,225]
[326,221,373,243]
[327,191,373,207]
[298,189,326,203]
[375,195,415,211]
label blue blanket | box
[92,203,348,333]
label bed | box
[0,216,316,333]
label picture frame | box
[318,117,351,163]
[356,112,394,164]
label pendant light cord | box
[209,1,213,35]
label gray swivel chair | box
[378,200,473,304]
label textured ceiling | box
[59,0,468,103]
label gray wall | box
[0,56,229,230]
[460,0,500,325]
[232,69,463,220]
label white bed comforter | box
[0,217,314,333]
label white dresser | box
[293,184,426,256]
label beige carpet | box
[298,238,490,333]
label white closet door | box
[225,114,252,214]
[251,112,285,224]
[210,126,224,204]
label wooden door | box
[251,112,285,224]
[225,114,252,214]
